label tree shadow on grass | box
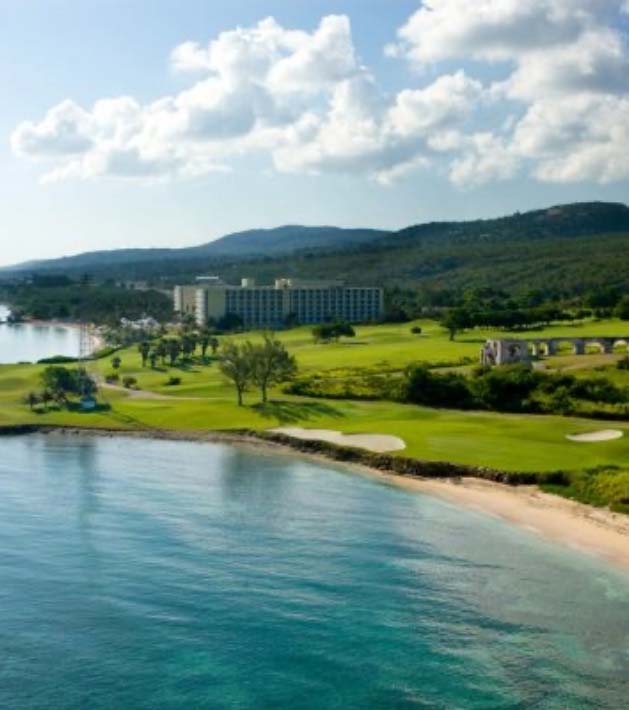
[252,399,345,424]
[65,401,112,413]
[175,360,203,373]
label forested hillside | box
[3,202,629,297]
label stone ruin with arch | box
[480,336,629,367]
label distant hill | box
[4,225,389,274]
[3,202,629,296]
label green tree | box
[441,307,472,341]
[209,336,220,356]
[166,339,182,367]
[156,340,168,366]
[219,342,253,406]
[138,341,151,367]
[26,392,39,411]
[199,332,210,358]
[40,365,96,407]
[312,321,356,343]
[41,366,79,398]
[41,389,53,410]
[250,334,298,403]
[111,355,122,370]
[181,334,197,359]
[148,350,158,369]
[614,295,629,320]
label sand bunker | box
[270,427,406,453]
[566,429,624,443]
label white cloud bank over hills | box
[11,2,629,188]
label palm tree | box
[167,339,182,367]
[138,341,151,367]
[199,332,210,359]
[156,340,168,366]
[181,334,197,360]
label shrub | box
[548,386,575,415]
[165,376,182,386]
[37,355,78,364]
[312,322,356,343]
[614,295,629,320]
[122,376,138,389]
[568,377,626,404]
[617,356,629,371]
[105,373,120,384]
[401,365,475,409]
[471,365,542,412]
[410,326,422,335]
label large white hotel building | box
[174,277,384,328]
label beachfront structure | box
[174,277,384,328]
[481,336,629,366]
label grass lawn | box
[1,317,628,475]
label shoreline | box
[2,423,629,572]
[0,315,105,357]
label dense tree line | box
[1,280,173,325]
[401,365,628,416]
[287,364,629,419]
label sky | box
[2,0,629,266]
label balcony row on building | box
[174,276,384,328]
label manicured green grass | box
[1,318,628,479]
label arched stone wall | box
[482,335,629,365]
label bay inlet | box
[0,304,81,364]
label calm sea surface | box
[1,434,628,709]
[0,304,80,363]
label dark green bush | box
[401,365,475,409]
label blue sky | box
[2,0,629,265]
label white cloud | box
[13,16,369,182]
[390,0,629,185]
[11,100,94,157]
[449,133,520,187]
[393,0,613,64]
[386,71,483,138]
[513,94,629,183]
[12,15,486,186]
[11,5,629,188]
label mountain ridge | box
[3,202,629,295]
[3,225,390,273]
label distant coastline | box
[2,423,628,572]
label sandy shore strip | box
[372,474,629,570]
[270,427,406,453]
[2,424,629,572]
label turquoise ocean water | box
[1,434,628,708]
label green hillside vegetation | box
[3,202,629,297]
[2,317,628,512]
